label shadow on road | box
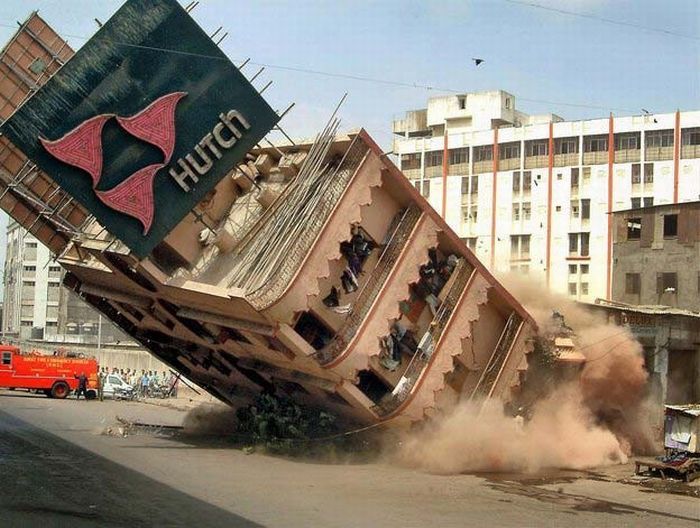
[0,409,263,527]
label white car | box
[102,373,135,399]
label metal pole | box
[97,314,102,356]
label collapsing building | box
[0,0,536,425]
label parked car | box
[102,373,135,400]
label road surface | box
[0,390,697,527]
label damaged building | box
[0,1,537,426]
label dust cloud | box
[395,273,658,474]
[182,404,238,435]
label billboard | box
[0,0,279,258]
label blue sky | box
[0,0,697,291]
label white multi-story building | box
[393,90,700,301]
[2,219,60,339]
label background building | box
[2,219,125,343]
[393,90,700,301]
[612,201,700,311]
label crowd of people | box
[99,367,180,398]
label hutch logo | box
[40,91,251,234]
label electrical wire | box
[0,21,639,114]
[503,0,700,41]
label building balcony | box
[553,153,579,167]
[402,167,421,180]
[468,312,523,400]
[371,258,473,417]
[614,149,641,163]
[473,160,492,174]
[312,205,422,365]
[424,165,442,178]
[582,151,608,165]
[448,162,469,176]
[524,155,548,169]
[681,144,700,159]
[499,158,520,171]
[645,146,673,161]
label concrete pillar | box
[653,324,670,405]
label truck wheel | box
[50,381,70,399]
[86,390,97,400]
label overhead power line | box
[0,21,636,114]
[503,0,700,41]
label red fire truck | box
[0,345,99,399]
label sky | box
[0,0,697,294]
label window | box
[500,142,520,160]
[462,175,478,195]
[505,97,511,109]
[631,197,641,209]
[522,202,531,220]
[555,137,578,154]
[646,129,673,148]
[568,233,590,256]
[473,145,493,163]
[458,96,466,110]
[557,173,562,180]
[584,135,608,152]
[626,273,641,294]
[568,264,577,275]
[425,151,442,168]
[571,201,579,218]
[510,235,531,259]
[23,281,35,287]
[568,283,577,296]
[526,140,548,157]
[627,218,641,240]
[643,197,654,207]
[571,169,579,188]
[681,128,700,146]
[25,242,37,249]
[581,199,590,220]
[522,171,532,191]
[663,214,678,238]
[512,204,520,221]
[401,153,421,171]
[108,376,122,385]
[512,171,521,192]
[631,163,641,184]
[643,163,654,183]
[422,179,431,199]
[1,352,10,366]
[657,272,677,294]
[581,264,589,274]
[556,205,561,212]
[582,166,591,181]
[614,133,639,151]
[465,237,477,251]
[581,283,589,295]
[23,266,36,272]
[449,148,469,166]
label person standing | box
[75,372,88,400]
[97,369,105,401]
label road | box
[0,390,698,527]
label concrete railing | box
[313,205,423,366]
[371,258,473,417]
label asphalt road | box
[0,390,698,527]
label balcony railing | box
[448,162,469,176]
[524,155,548,169]
[499,158,520,171]
[402,167,421,180]
[473,160,492,174]
[645,146,673,161]
[469,311,522,401]
[424,165,442,178]
[582,151,609,165]
[313,205,422,365]
[614,149,641,163]
[553,153,579,167]
[371,258,474,417]
[681,144,700,159]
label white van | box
[102,373,135,399]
